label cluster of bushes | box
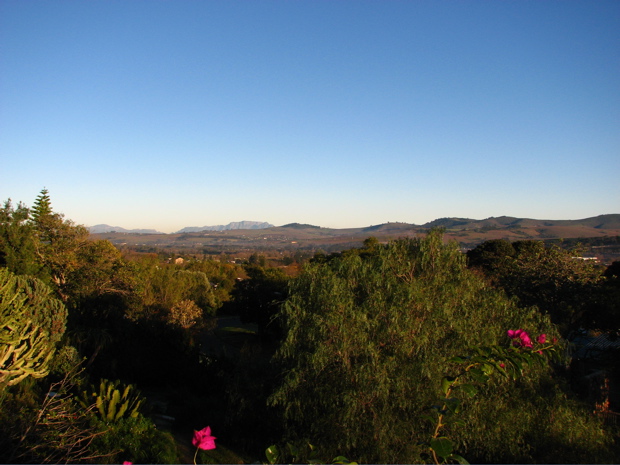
[2,190,619,463]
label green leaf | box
[430,437,453,458]
[519,352,533,366]
[481,363,494,375]
[287,442,299,457]
[265,445,279,464]
[445,398,461,414]
[468,367,489,384]
[449,453,470,464]
[505,357,523,377]
[421,413,439,424]
[442,376,456,394]
[459,383,478,398]
[332,456,356,464]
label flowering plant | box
[424,329,558,464]
[507,329,533,348]
[192,426,216,464]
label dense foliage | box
[1,190,618,463]
[269,231,615,463]
[467,239,619,332]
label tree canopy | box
[467,239,607,333]
[269,231,611,463]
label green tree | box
[465,238,516,275]
[131,262,218,326]
[65,240,140,370]
[467,239,602,334]
[268,231,609,463]
[0,199,42,278]
[65,239,137,310]
[30,188,53,225]
[29,189,90,301]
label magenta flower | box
[192,426,216,464]
[507,329,526,340]
[507,329,533,348]
[537,333,546,344]
[193,426,216,450]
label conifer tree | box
[29,189,89,300]
[30,188,53,227]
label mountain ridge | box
[88,224,164,234]
[88,214,620,235]
[175,221,274,233]
[89,214,620,263]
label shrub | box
[89,414,179,464]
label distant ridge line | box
[88,214,620,235]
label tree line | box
[1,189,619,463]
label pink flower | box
[123,462,132,465]
[537,334,546,344]
[507,329,532,348]
[193,426,216,451]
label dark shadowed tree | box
[232,264,289,341]
[467,239,602,334]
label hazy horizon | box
[2,1,618,234]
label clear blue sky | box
[1,0,618,233]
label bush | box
[89,415,179,464]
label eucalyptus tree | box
[269,231,611,463]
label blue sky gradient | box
[1,0,618,232]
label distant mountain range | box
[89,215,620,235]
[88,224,164,234]
[176,221,274,233]
[422,214,620,230]
[88,221,274,234]
[89,214,620,263]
